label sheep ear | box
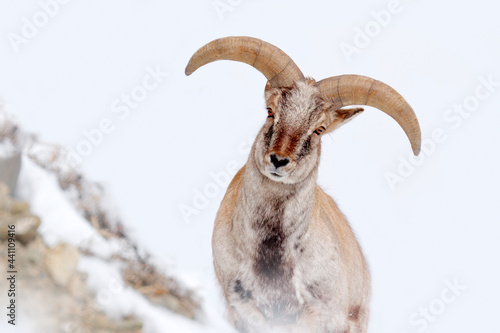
[265,81,282,105]
[325,107,364,133]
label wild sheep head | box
[186,37,421,184]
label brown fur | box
[213,167,370,332]
[210,80,370,333]
[211,80,371,333]
[186,36,419,332]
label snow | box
[16,156,119,258]
[79,256,234,333]
[1,0,500,332]
[0,142,234,332]
[0,140,17,158]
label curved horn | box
[317,75,421,155]
[185,36,304,88]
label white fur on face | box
[255,81,327,185]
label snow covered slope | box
[0,114,234,332]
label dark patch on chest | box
[252,197,289,281]
[251,193,305,326]
[348,305,361,321]
[254,222,286,280]
[234,279,252,301]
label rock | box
[0,215,15,239]
[0,213,41,244]
[10,200,30,215]
[0,140,21,195]
[150,294,195,319]
[16,214,41,244]
[44,243,80,287]
[0,182,12,212]
[0,184,40,244]
[20,236,46,266]
[114,318,143,331]
[0,182,8,198]
[67,272,89,300]
[85,313,143,332]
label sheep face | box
[253,79,364,185]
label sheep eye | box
[314,126,326,135]
[267,107,274,118]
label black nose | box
[270,154,289,168]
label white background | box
[1,0,499,332]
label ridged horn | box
[185,36,305,88]
[317,75,421,155]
